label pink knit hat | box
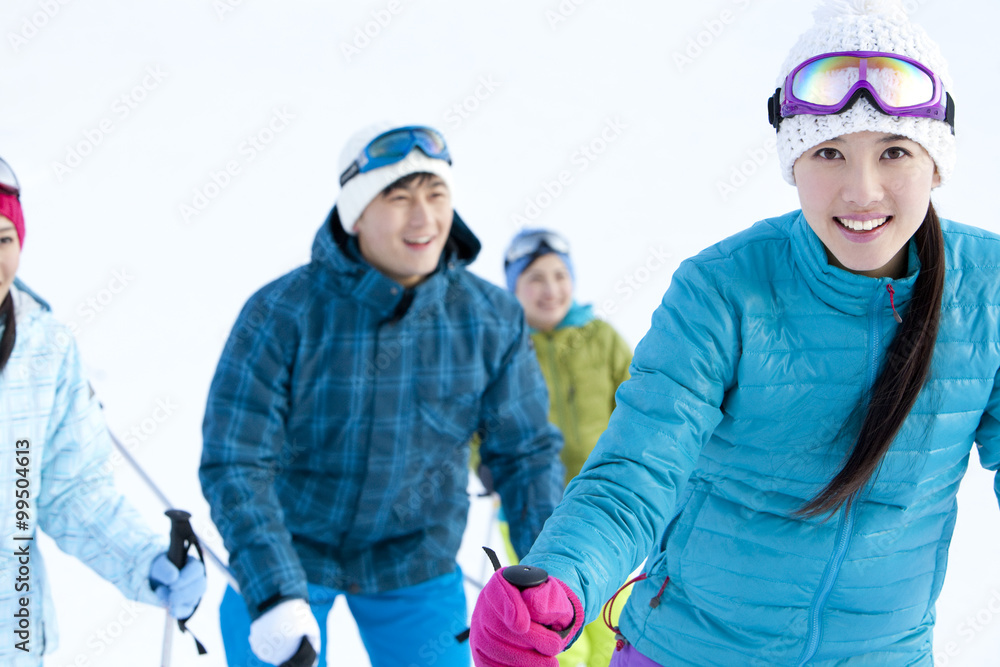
[0,194,24,248]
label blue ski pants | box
[220,568,469,666]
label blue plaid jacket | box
[199,208,564,618]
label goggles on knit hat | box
[504,229,574,292]
[336,122,455,233]
[504,229,571,266]
[339,126,451,187]
[773,0,957,186]
[0,156,20,197]
[0,156,24,248]
[768,51,955,132]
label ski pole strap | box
[165,509,208,656]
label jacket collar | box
[309,206,481,320]
[788,210,920,317]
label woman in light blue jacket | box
[470,2,999,666]
[0,157,205,666]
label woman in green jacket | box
[503,228,633,667]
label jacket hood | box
[9,278,50,320]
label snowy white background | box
[3,0,1000,665]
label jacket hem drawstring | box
[602,573,670,651]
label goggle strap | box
[768,88,783,130]
[945,92,956,135]
[768,87,957,134]
[339,162,360,187]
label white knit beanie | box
[776,0,956,186]
[336,121,455,232]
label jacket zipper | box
[798,284,887,665]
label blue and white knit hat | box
[776,0,956,186]
[504,228,575,292]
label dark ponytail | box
[800,202,945,517]
[0,291,14,373]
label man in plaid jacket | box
[199,123,565,667]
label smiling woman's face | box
[793,130,940,279]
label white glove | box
[249,598,321,666]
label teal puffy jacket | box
[522,211,1000,666]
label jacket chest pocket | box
[417,379,484,444]
[414,330,488,445]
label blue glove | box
[149,552,207,620]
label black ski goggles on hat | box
[768,51,955,133]
[339,126,451,187]
[0,156,20,198]
[504,230,571,268]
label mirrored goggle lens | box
[0,157,20,196]
[791,56,935,108]
[505,231,571,264]
[368,127,448,161]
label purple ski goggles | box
[768,51,955,133]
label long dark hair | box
[799,202,945,517]
[0,291,14,373]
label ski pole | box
[100,418,239,591]
[161,509,208,664]
[455,546,552,643]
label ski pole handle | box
[165,509,193,569]
[456,547,556,644]
[279,637,318,667]
[482,546,550,589]
[501,563,549,590]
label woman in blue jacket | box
[470,1,999,665]
[0,157,205,666]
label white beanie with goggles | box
[776,0,956,186]
[336,121,455,233]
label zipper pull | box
[886,284,903,324]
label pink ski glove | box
[469,566,585,667]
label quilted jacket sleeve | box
[38,334,165,605]
[521,257,741,623]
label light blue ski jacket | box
[0,282,164,659]
[522,211,1000,666]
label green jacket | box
[531,317,632,484]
